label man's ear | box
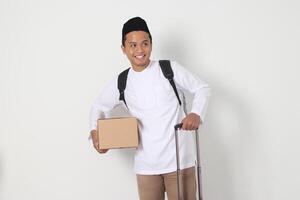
[121,45,125,54]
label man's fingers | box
[93,143,99,150]
[93,144,108,154]
[99,149,108,154]
[90,131,108,154]
[181,120,199,130]
[180,113,201,131]
[182,120,192,130]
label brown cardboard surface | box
[97,117,139,149]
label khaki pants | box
[136,167,196,200]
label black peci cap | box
[122,17,152,45]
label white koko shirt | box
[89,60,211,175]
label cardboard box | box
[97,117,139,149]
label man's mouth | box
[135,55,145,60]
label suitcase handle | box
[174,122,203,200]
[174,123,183,130]
[174,123,199,131]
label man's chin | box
[134,61,149,68]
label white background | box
[1,0,299,199]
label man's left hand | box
[181,113,201,130]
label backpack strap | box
[117,68,130,107]
[159,60,182,106]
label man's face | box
[121,31,152,71]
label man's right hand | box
[90,130,109,154]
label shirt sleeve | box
[171,61,211,122]
[88,77,120,133]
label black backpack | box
[117,60,182,107]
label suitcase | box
[174,123,203,200]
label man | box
[89,17,211,200]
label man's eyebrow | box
[128,40,149,44]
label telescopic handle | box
[174,123,183,130]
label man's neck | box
[131,60,151,72]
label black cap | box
[122,17,152,45]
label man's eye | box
[130,44,136,48]
[143,42,148,46]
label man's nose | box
[136,44,144,52]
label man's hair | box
[122,17,152,46]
